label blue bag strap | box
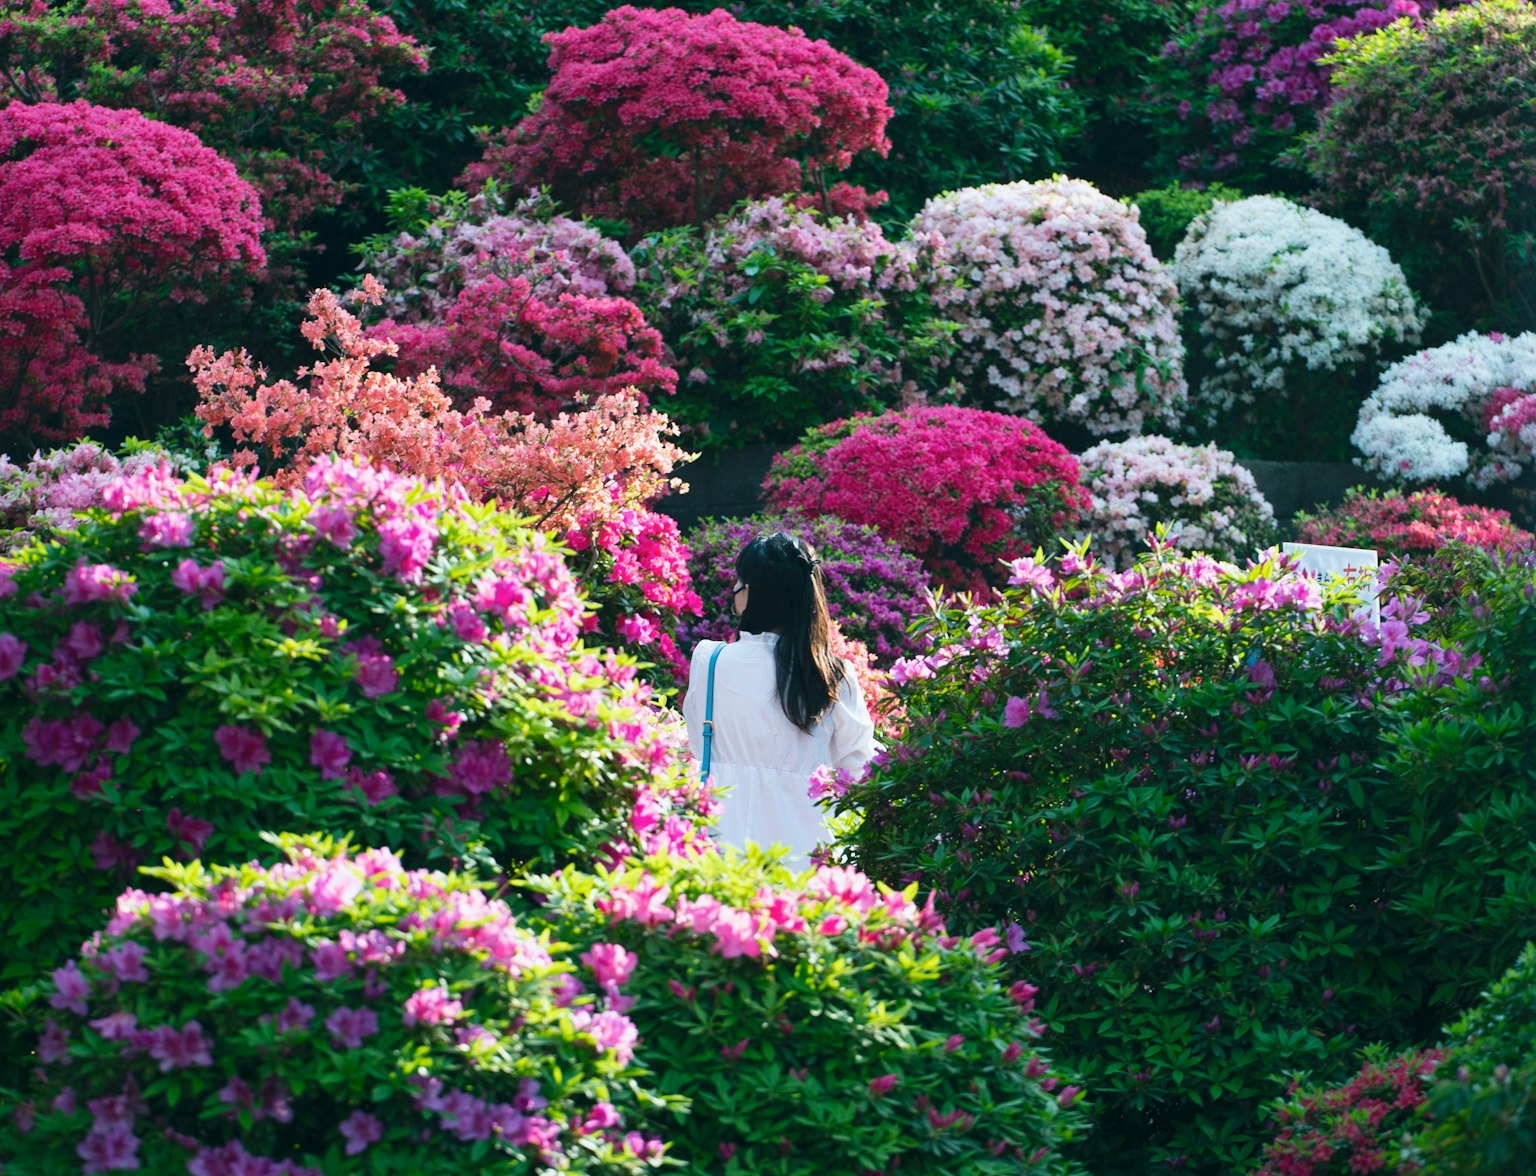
[700,643,725,779]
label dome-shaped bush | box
[910,177,1187,437]
[0,834,664,1173]
[1077,435,1277,568]
[0,456,712,983]
[762,406,1088,594]
[1295,486,1534,554]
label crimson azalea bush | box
[829,543,1522,1171]
[460,6,892,232]
[1295,487,1535,554]
[1149,0,1438,189]
[1256,1046,1443,1175]
[0,0,426,233]
[1308,0,1536,331]
[763,407,1088,594]
[629,195,957,447]
[529,847,1090,1174]
[909,177,1188,437]
[0,101,266,446]
[0,455,713,984]
[0,834,668,1173]
[681,512,934,665]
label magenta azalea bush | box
[1076,435,1277,568]
[0,834,667,1173]
[763,406,1088,594]
[909,177,1187,437]
[681,512,934,665]
[0,456,712,983]
[1295,487,1534,554]
[531,847,1090,1174]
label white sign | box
[1281,542,1380,624]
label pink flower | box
[165,807,213,856]
[309,729,352,780]
[339,1110,383,1156]
[325,1006,379,1049]
[572,1008,638,1063]
[62,563,136,606]
[48,960,91,1015]
[344,766,398,805]
[448,740,512,796]
[213,725,270,776]
[580,942,638,989]
[615,613,658,645]
[1003,696,1032,727]
[0,632,27,679]
[138,511,195,548]
[170,559,225,609]
[868,1073,899,1097]
[353,652,398,698]
[402,984,464,1027]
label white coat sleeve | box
[826,664,880,775]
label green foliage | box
[1128,181,1245,261]
[529,846,1090,1174]
[834,541,1536,1171]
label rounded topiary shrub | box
[0,456,712,983]
[1295,487,1534,554]
[681,511,934,665]
[530,846,1089,1174]
[0,834,665,1173]
[831,544,1498,1172]
[910,176,1188,437]
[762,406,1088,594]
[1076,435,1277,568]
[1173,194,1426,458]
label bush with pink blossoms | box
[530,846,1089,1173]
[0,834,668,1173]
[1077,435,1278,568]
[1295,487,1534,554]
[460,6,892,232]
[763,406,1088,594]
[0,101,266,446]
[909,177,1187,437]
[0,441,187,554]
[0,456,711,984]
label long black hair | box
[735,532,847,733]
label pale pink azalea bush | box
[0,835,666,1173]
[909,177,1188,436]
[0,442,173,553]
[0,455,714,983]
[532,846,1088,1173]
[1077,435,1277,568]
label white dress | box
[682,632,878,869]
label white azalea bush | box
[1077,435,1277,568]
[910,176,1187,436]
[1353,330,1536,488]
[1173,195,1425,441]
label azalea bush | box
[1149,0,1434,189]
[0,835,667,1173]
[830,544,1515,1171]
[0,455,712,984]
[1308,0,1536,332]
[1173,194,1425,458]
[630,195,956,447]
[461,5,892,232]
[681,512,934,665]
[910,177,1187,437]
[529,847,1090,1174]
[763,406,1088,594]
[1295,487,1534,554]
[1076,435,1277,568]
[1351,330,1536,488]
[0,101,266,446]
[1256,1046,1443,1175]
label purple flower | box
[213,725,270,776]
[48,960,91,1015]
[0,632,27,680]
[308,730,352,780]
[1003,696,1032,728]
[325,1006,379,1050]
[147,1020,214,1071]
[339,1110,384,1156]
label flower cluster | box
[460,5,892,231]
[763,406,1088,594]
[681,511,935,665]
[909,176,1187,436]
[1173,195,1424,431]
[1295,486,1534,553]
[0,455,708,983]
[1076,435,1277,568]
[1353,330,1536,488]
[0,835,663,1173]
[532,847,1088,1173]
[631,195,957,447]
[0,442,182,553]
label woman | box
[682,532,878,867]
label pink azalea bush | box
[909,177,1187,437]
[0,834,666,1173]
[763,406,1088,594]
[1077,435,1278,568]
[0,455,713,983]
[1295,487,1534,554]
[0,441,190,553]
[461,6,892,232]
[0,101,266,445]
[531,846,1089,1173]
[1352,330,1536,488]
